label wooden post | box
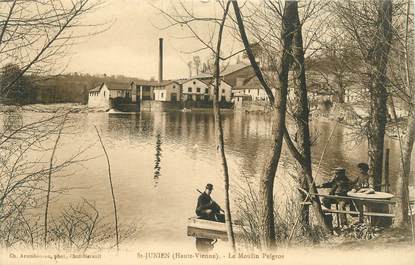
[384,148,390,192]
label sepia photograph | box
[0,0,414,264]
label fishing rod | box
[196,189,225,213]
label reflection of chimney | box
[159,38,163,83]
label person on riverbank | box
[349,163,370,222]
[317,167,353,229]
[195,184,224,222]
[351,162,370,192]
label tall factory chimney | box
[158,38,163,83]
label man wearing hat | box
[317,167,353,228]
[195,184,223,221]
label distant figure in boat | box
[195,184,225,222]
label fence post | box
[384,148,390,193]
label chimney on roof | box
[158,38,163,83]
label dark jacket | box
[320,175,353,196]
[195,192,221,216]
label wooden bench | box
[308,193,396,227]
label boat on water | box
[187,216,247,241]
[181,108,192,112]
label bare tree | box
[232,1,331,248]
[333,0,394,191]
[94,126,119,252]
[212,0,235,250]
[0,0,104,100]
[44,113,67,247]
[232,0,298,249]
[154,0,239,250]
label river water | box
[12,110,414,249]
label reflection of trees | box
[154,132,162,187]
[2,107,23,131]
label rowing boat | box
[187,216,247,240]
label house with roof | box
[233,75,275,101]
[131,80,160,102]
[152,80,181,102]
[207,79,233,102]
[181,78,210,102]
[190,63,255,87]
[88,83,110,109]
[88,81,133,109]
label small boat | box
[182,108,192,112]
[187,216,247,241]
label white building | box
[233,75,275,101]
[88,83,110,109]
[208,79,233,102]
[181,78,210,101]
[153,81,181,102]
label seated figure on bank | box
[349,162,371,222]
[350,162,370,192]
[195,184,224,222]
[316,167,354,229]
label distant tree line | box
[0,63,143,105]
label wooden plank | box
[310,193,396,204]
[186,217,247,240]
[322,209,360,215]
[363,212,395,218]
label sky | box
[65,0,240,80]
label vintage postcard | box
[0,0,414,264]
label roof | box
[133,80,160,86]
[188,63,251,80]
[106,81,131,91]
[233,75,263,90]
[89,83,105,92]
[152,80,180,88]
[221,63,250,76]
[191,73,214,79]
[181,77,211,86]
[175,79,189,85]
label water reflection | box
[2,109,23,131]
[41,110,413,247]
[154,131,162,187]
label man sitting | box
[350,162,370,192]
[195,184,224,222]
[349,163,371,222]
[316,167,353,229]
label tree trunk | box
[291,17,332,234]
[399,112,415,224]
[213,1,235,250]
[258,1,297,249]
[397,0,415,225]
[44,116,66,247]
[232,0,331,246]
[367,0,393,191]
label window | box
[193,81,196,85]
[196,95,201,101]
[104,91,106,97]
[222,89,225,94]
[161,92,164,98]
[188,87,192,93]
[173,85,176,88]
[197,87,201,93]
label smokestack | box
[158,38,163,83]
